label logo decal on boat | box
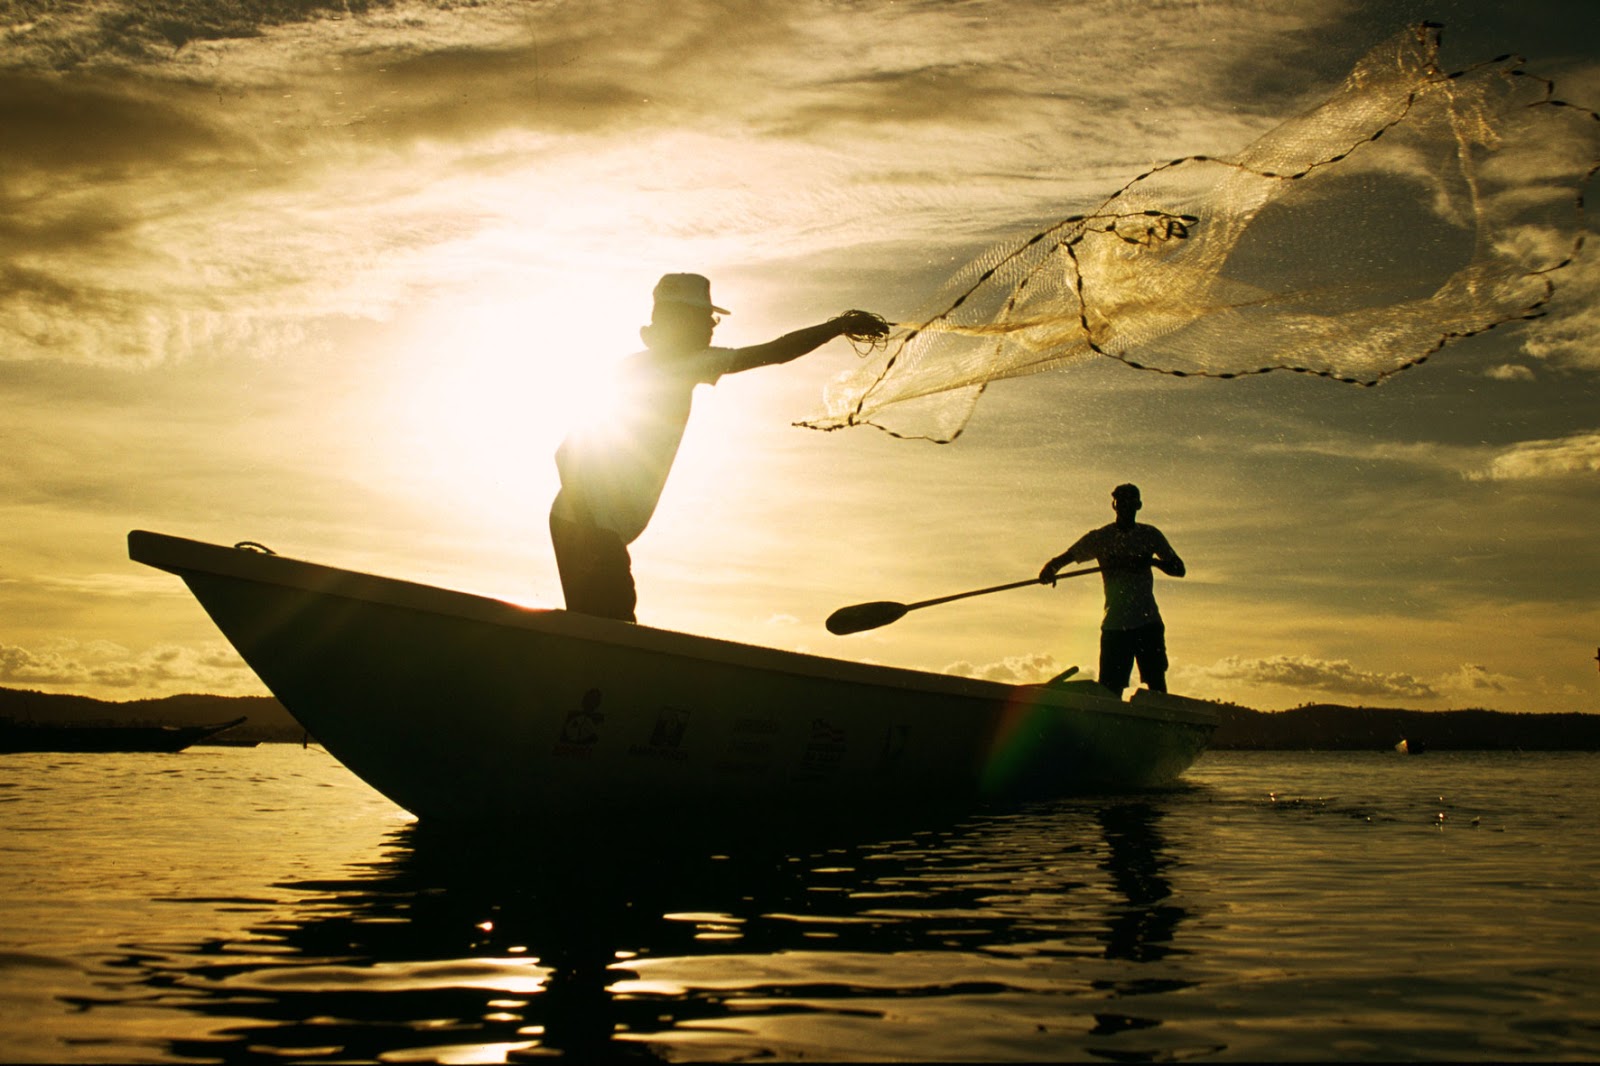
[715,717,780,776]
[553,689,605,758]
[795,717,847,782]
[876,724,910,772]
[629,706,691,761]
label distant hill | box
[2,685,1597,751]
[1208,702,1600,751]
[0,686,304,743]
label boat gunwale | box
[128,530,1218,729]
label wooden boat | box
[0,715,246,754]
[128,530,1218,824]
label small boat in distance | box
[0,715,247,754]
[128,531,1218,826]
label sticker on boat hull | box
[552,689,605,758]
[629,706,691,761]
[794,717,847,782]
[876,723,910,773]
[714,716,780,776]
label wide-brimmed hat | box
[652,273,730,315]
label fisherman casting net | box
[800,24,1600,442]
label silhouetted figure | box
[1039,483,1185,698]
[550,273,889,621]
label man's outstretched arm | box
[725,310,888,373]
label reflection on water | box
[1097,803,1182,967]
[20,751,1598,1061]
[75,799,1198,1062]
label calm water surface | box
[1,747,1596,1062]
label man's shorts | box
[549,513,637,623]
[1099,621,1168,692]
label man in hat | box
[549,272,888,622]
[1038,484,1186,698]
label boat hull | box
[129,531,1217,823]
[0,716,246,754]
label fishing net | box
[800,24,1600,442]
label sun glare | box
[373,284,641,531]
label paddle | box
[826,566,1101,635]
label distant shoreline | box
[2,685,1597,751]
[1207,703,1600,752]
[0,687,300,745]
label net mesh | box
[799,24,1600,442]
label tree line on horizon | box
[2,685,1598,751]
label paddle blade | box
[826,600,908,635]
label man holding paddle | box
[550,273,889,622]
[1039,484,1185,698]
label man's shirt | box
[553,345,735,544]
[1063,521,1180,630]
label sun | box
[370,282,641,532]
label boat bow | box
[130,530,1217,823]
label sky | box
[2,0,1597,714]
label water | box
[1,747,1596,1063]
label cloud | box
[1468,431,1600,481]
[1521,245,1600,372]
[0,0,525,74]
[1484,363,1535,381]
[1200,654,1438,699]
[1196,656,1546,710]
[1247,428,1600,484]
[1436,663,1511,695]
[2,0,1371,369]
[0,639,256,694]
[0,641,86,686]
[1242,433,1480,474]
[12,572,178,598]
[944,651,1062,685]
